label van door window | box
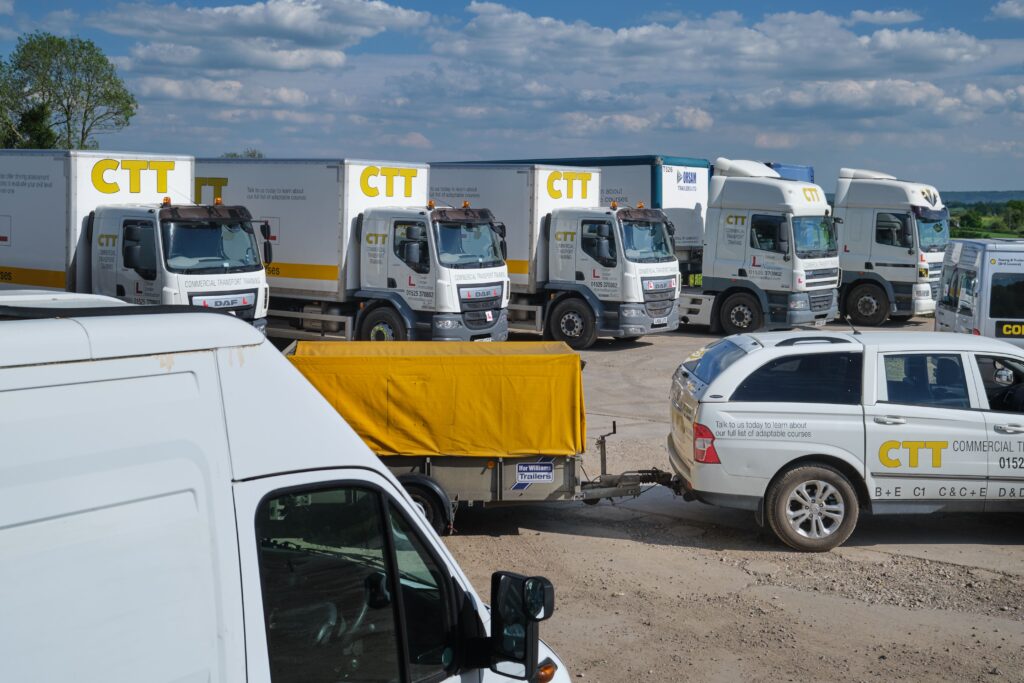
[388,504,455,681]
[875,212,913,248]
[580,220,616,267]
[394,221,430,274]
[990,273,1024,319]
[255,485,458,683]
[731,352,863,404]
[749,214,786,253]
[974,355,1024,413]
[881,354,970,409]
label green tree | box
[2,102,59,148]
[221,148,265,159]
[0,59,18,146]
[9,32,136,149]
[959,210,982,230]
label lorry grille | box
[805,268,839,287]
[464,309,499,329]
[645,300,674,317]
[641,277,677,303]
[459,282,503,313]
[809,291,833,313]
[188,289,258,321]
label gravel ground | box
[442,318,1024,682]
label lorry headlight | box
[788,295,809,310]
[435,318,463,329]
[621,307,645,318]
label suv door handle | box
[994,424,1024,435]
[874,415,906,426]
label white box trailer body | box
[197,159,509,341]
[834,168,949,325]
[0,292,568,683]
[0,150,269,329]
[432,164,681,349]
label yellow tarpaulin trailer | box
[288,340,668,533]
[289,341,586,458]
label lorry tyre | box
[361,307,407,341]
[549,298,597,350]
[765,464,859,552]
[720,293,763,335]
[405,484,448,535]
[847,283,888,326]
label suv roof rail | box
[0,304,219,321]
[775,335,853,346]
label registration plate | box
[653,316,669,325]
[473,338,493,342]
[814,318,826,327]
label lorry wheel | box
[765,464,859,552]
[405,485,448,535]
[549,299,597,350]
[719,293,763,335]
[847,284,888,326]
[360,307,407,341]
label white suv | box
[669,330,1024,551]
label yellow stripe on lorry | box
[506,259,529,275]
[0,266,66,289]
[263,263,340,281]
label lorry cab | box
[546,204,680,340]
[0,292,567,683]
[936,238,1024,348]
[670,330,1024,551]
[703,159,839,333]
[359,203,511,341]
[833,168,949,325]
[90,201,271,332]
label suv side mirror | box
[489,571,554,680]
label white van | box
[0,291,567,683]
[936,238,1024,348]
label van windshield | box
[685,339,746,384]
[991,272,1024,319]
[916,212,950,253]
[435,221,504,269]
[621,220,676,263]
[791,216,838,259]
[161,221,263,274]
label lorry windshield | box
[435,221,504,269]
[791,216,838,259]
[915,210,950,253]
[161,221,262,274]
[621,221,675,263]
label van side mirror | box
[489,572,554,680]
[493,222,507,239]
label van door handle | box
[994,424,1024,435]
[874,415,906,425]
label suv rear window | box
[731,352,863,404]
[686,340,746,384]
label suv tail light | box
[693,423,720,464]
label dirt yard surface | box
[444,319,1024,682]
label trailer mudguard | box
[395,473,453,526]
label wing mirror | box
[778,237,791,261]
[489,572,554,680]
[493,222,507,239]
[260,222,273,264]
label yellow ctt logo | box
[360,166,418,198]
[96,234,118,247]
[879,440,947,468]
[365,233,388,245]
[725,215,747,226]
[802,187,821,203]
[546,171,592,200]
[195,177,229,204]
[91,159,176,194]
[554,231,576,242]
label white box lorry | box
[833,168,950,325]
[0,150,271,331]
[0,290,568,683]
[936,238,1024,347]
[430,163,681,349]
[470,156,839,335]
[195,159,510,341]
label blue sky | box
[2,0,1023,189]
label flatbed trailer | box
[286,341,671,532]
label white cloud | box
[671,107,714,131]
[134,76,311,108]
[380,131,432,149]
[0,0,13,16]
[754,133,798,149]
[992,1,1024,18]
[848,9,922,25]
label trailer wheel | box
[360,307,407,341]
[765,464,859,552]
[847,283,888,326]
[549,298,597,350]
[719,292,763,335]
[405,485,448,535]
